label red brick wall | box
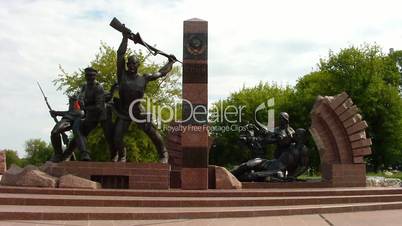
[0,151,6,174]
[43,162,170,189]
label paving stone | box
[2,210,402,226]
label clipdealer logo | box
[254,98,275,132]
[127,97,276,132]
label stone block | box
[183,83,208,104]
[182,63,208,83]
[181,168,208,190]
[182,103,208,125]
[208,165,216,189]
[183,20,208,62]
[183,18,208,33]
[346,121,368,135]
[330,164,366,187]
[351,138,372,149]
[214,166,242,189]
[343,114,362,128]
[329,92,349,109]
[0,164,24,186]
[182,147,209,168]
[353,156,364,163]
[334,102,348,115]
[349,131,366,142]
[352,147,372,156]
[334,98,353,115]
[339,105,359,122]
[59,174,101,189]
[16,169,57,188]
[1,164,57,188]
[165,123,183,170]
[170,170,181,188]
[181,125,209,147]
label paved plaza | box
[0,209,400,226]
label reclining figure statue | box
[231,112,309,182]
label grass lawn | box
[297,175,321,180]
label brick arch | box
[310,92,372,185]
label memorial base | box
[42,161,170,189]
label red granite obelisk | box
[181,18,208,189]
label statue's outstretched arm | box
[116,34,128,83]
[49,110,68,118]
[146,56,175,81]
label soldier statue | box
[110,27,176,163]
[62,67,107,161]
[265,112,295,159]
[49,94,84,162]
[231,112,309,182]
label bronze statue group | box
[48,18,176,164]
[45,17,309,182]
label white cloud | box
[1,0,402,155]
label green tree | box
[53,42,181,162]
[388,49,402,95]
[24,139,53,166]
[3,149,23,169]
[293,44,402,170]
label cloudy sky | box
[1,0,402,156]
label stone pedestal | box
[42,161,170,189]
[330,164,366,187]
[166,122,182,188]
[181,18,209,190]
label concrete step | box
[1,186,402,197]
[0,202,402,220]
[1,193,402,207]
